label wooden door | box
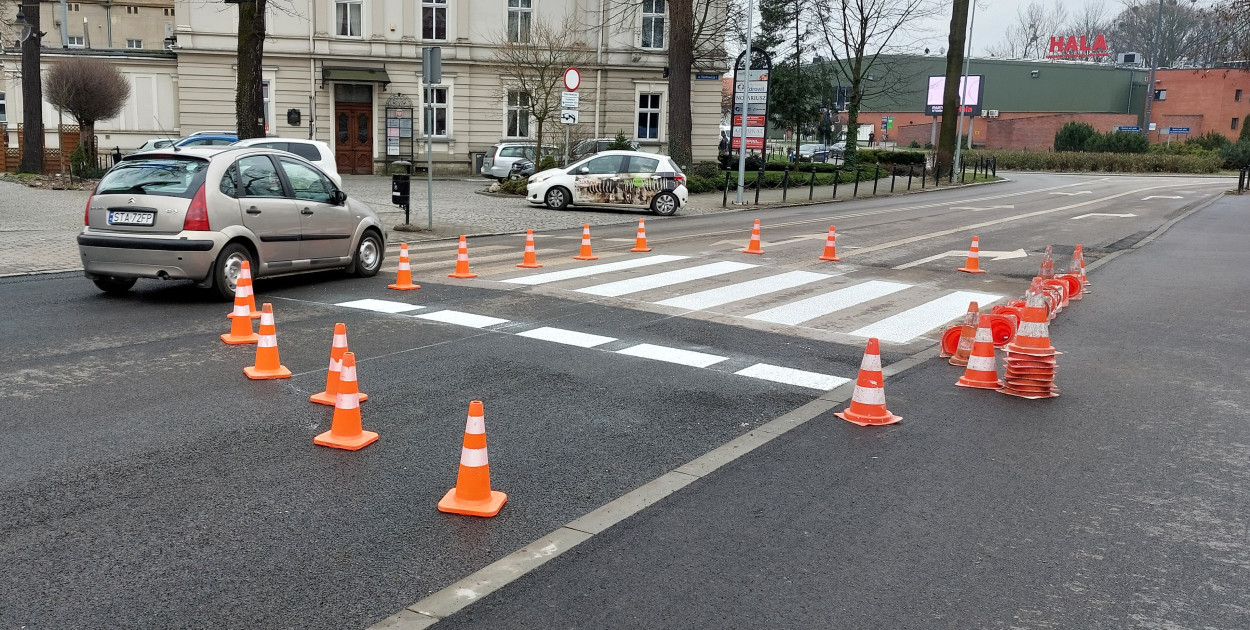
[334,103,373,175]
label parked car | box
[798,143,827,159]
[508,159,535,180]
[480,143,557,180]
[131,138,176,154]
[231,138,342,187]
[828,141,847,157]
[175,134,238,148]
[186,130,240,138]
[525,150,687,216]
[570,137,639,162]
[76,146,385,300]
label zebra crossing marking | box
[746,280,912,326]
[734,363,849,391]
[655,270,830,311]
[849,290,1002,343]
[616,344,728,368]
[336,298,425,314]
[501,255,688,286]
[576,261,757,298]
[516,327,618,348]
[414,310,510,329]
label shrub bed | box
[965,149,1222,174]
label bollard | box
[808,165,816,200]
[853,168,861,197]
[755,166,764,205]
[960,160,967,183]
[907,164,914,191]
[722,170,731,207]
[921,164,926,189]
[781,167,790,203]
[890,165,897,192]
[872,165,880,195]
[832,167,840,199]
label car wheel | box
[352,230,383,278]
[650,191,679,216]
[211,243,253,302]
[545,186,570,210]
[92,276,137,295]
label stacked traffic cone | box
[818,225,840,261]
[630,219,652,252]
[226,260,261,320]
[743,219,764,254]
[448,235,478,278]
[1071,244,1091,292]
[243,303,291,380]
[311,323,369,406]
[221,265,260,344]
[957,315,1004,389]
[573,224,598,260]
[957,236,987,273]
[834,338,901,426]
[999,279,1060,399]
[388,243,420,290]
[517,230,543,268]
[313,352,379,450]
[438,401,507,517]
[948,301,980,366]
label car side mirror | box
[333,190,347,205]
[580,167,590,174]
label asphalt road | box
[0,172,1238,629]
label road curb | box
[1085,192,1223,274]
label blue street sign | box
[695,73,720,80]
[1115,125,1141,132]
[1168,127,1190,134]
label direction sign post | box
[561,68,580,165]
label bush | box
[856,149,926,166]
[1088,131,1148,154]
[1188,131,1232,152]
[966,149,1222,173]
[908,140,922,148]
[607,131,635,151]
[69,144,105,179]
[1055,122,1099,152]
[497,178,528,195]
[1220,140,1250,168]
[689,161,722,179]
[537,156,557,171]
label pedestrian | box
[719,132,729,155]
[869,132,876,147]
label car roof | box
[234,137,331,148]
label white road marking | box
[502,255,688,285]
[746,280,912,326]
[655,270,831,311]
[616,343,728,368]
[1071,213,1137,220]
[383,249,563,272]
[948,205,1015,211]
[336,298,425,314]
[1049,191,1092,196]
[734,363,850,391]
[576,261,757,297]
[516,327,617,348]
[849,291,1002,343]
[414,310,510,328]
[893,248,1027,270]
[1141,195,1182,200]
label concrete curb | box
[1085,192,1224,274]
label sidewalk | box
[382,195,1250,629]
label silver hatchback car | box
[77,146,386,299]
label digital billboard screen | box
[925,75,983,116]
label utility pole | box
[952,0,976,180]
[736,0,756,205]
[1141,0,1165,142]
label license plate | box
[108,211,155,226]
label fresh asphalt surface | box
[0,173,1242,628]
[431,195,1250,629]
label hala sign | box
[1046,34,1109,59]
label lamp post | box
[14,1,46,174]
[1140,0,1165,141]
[952,0,976,181]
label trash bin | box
[473,152,485,176]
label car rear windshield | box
[499,146,529,158]
[97,156,210,199]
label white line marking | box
[336,298,425,314]
[576,261,757,297]
[734,363,850,391]
[746,280,912,326]
[1071,213,1136,220]
[656,270,831,310]
[383,249,563,273]
[849,290,1002,343]
[516,327,617,348]
[501,255,688,286]
[414,310,510,328]
[893,248,1026,270]
[604,238,635,242]
[616,343,728,368]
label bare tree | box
[1062,1,1113,62]
[985,1,1068,59]
[811,0,938,165]
[489,17,594,163]
[1108,0,1205,68]
[44,57,130,157]
[1211,0,1250,66]
[235,0,267,139]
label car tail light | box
[183,184,210,231]
[83,195,93,226]
[675,175,686,185]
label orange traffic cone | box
[818,225,840,261]
[948,301,980,366]
[226,260,261,320]
[438,400,507,517]
[958,236,988,274]
[1070,244,1091,292]
[243,303,291,380]
[388,243,420,290]
[448,235,478,278]
[743,219,764,254]
[311,323,369,406]
[957,315,1004,389]
[834,338,902,426]
[517,229,543,268]
[221,268,260,344]
[573,224,598,260]
[313,351,379,450]
[630,219,652,252]
[1005,280,1060,358]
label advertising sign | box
[1046,34,1109,59]
[925,75,983,117]
[731,65,770,150]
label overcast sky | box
[914,0,1100,56]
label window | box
[581,155,624,174]
[423,0,447,40]
[126,6,139,14]
[164,7,174,16]
[277,158,334,203]
[220,165,239,197]
[1233,118,1240,131]
[507,0,531,43]
[506,90,530,138]
[637,93,662,140]
[67,36,84,47]
[0,92,6,123]
[627,155,660,173]
[424,87,448,136]
[1237,89,1243,102]
[262,81,272,133]
[236,156,286,198]
[68,3,80,11]
[335,0,363,37]
[641,0,665,49]
[126,39,142,49]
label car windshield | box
[799,144,821,152]
[97,157,210,198]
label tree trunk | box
[936,0,969,181]
[667,0,694,168]
[536,118,545,167]
[19,0,44,174]
[235,0,268,140]
[843,85,860,167]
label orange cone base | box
[958,267,987,274]
[220,332,259,345]
[630,246,652,253]
[834,409,901,427]
[573,254,598,261]
[1004,343,1062,357]
[819,254,841,261]
[314,429,379,451]
[388,282,421,290]
[448,271,478,278]
[743,248,764,255]
[310,391,369,406]
[998,387,1059,399]
[227,312,264,320]
[957,376,1005,389]
[244,365,292,380]
[437,488,507,517]
[517,261,543,268]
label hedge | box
[965,149,1222,174]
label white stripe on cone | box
[967,355,996,371]
[460,446,489,467]
[860,352,882,372]
[336,393,360,409]
[399,261,411,270]
[261,312,274,326]
[852,385,886,405]
[465,415,485,435]
[1018,321,1050,337]
[974,327,993,343]
[238,285,253,297]
[233,304,250,317]
[340,365,356,382]
[258,335,277,348]
[328,358,342,371]
[332,334,347,347]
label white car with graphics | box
[525,150,688,216]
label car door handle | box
[301,208,315,215]
[246,206,262,215]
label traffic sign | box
[1115,125,1141,132]
[561,91,579,108]
[561,110,579,125]
[563,67,581,91]
[1168,127,1190,134]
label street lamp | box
[952,0,977,181]
[12,5,44,44]
[1142,0,1199,141]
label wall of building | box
[1150,68,1250,142]
[23,0,176,51]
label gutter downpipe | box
[58,0,69,47]
[309,0,316,140]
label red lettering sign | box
[1046,33,1110,58]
